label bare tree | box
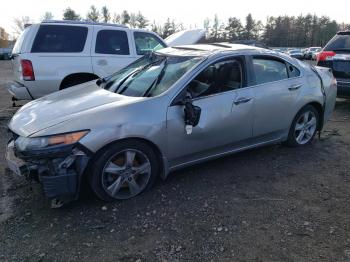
[112,13,121,24]
[13,16,32,36]
[41,12,54,21]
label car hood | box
[9,81,141,137]
[164,29,206,47]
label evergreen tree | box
[101,6,110,23]
[136,12,149,29]
[63,8,81,21]
[121,10,130,25]
[86,5,100,22]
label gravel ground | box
[1,60,350,262]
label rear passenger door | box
[250,56,303,140]
[91,26,136,77]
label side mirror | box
[183,94,201,128]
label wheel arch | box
[306,101,324,130]
[59,73,99,90]
[85,137,168,180]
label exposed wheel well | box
[87,137,165,178]
[60,73,99,90]
[307,102,324,130]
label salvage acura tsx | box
[6,44,337,206]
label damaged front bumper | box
[6,139,91,203]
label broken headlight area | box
[12,131,91,202]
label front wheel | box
[285,105,319,147]
[89,141,159,201]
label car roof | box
[41,20,128,28]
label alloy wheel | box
[101,149,152,199]
[294,111,317,145]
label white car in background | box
[8,20,205,100]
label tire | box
[89,140,159,202]
[285,105,319,147]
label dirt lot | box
[0,60,350,262]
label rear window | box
[253,58,288,85]
[324,34,350,51]
[95,30,129,55]
[31,25,88,53]
[12,26,31,54]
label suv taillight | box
[21,59,35,81]
[317,51,336,62]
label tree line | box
[14,5,350,47]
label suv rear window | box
[31,25,88,53]
[95,30,130,55]
[324,34,350,51]
[12,26,31,54]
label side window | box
[187,59,243,98]
[287,63,300,78]
[95,30,129,55]
[31,25,88,53]
[134,32,166,55]
[253,58,288,85]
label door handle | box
[234,97,252,105]
[288,84,302,91]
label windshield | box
[102,53,202,97]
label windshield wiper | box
[114,67,143,93]
[142,58,168,97]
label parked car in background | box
[312,50,321,60]
[317,31,350,98]
[6,44,337,206]
[287,49,304,60]
[8,20,205,100]
[304,47,322,60]
[0,48,12,60]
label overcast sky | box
[1,0,349,36]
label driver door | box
[166,57,254,168]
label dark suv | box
[317,31,350,98]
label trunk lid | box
[314,66,337,121]
[164,29,206,47]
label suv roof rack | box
[41,20,128,28]
[337,30,350,35]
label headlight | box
[15,130,89,152]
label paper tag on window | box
[185,125,193,135]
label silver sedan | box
[6,44,337,206]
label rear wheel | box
[89,141,159,201]
[285,105,319,147]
